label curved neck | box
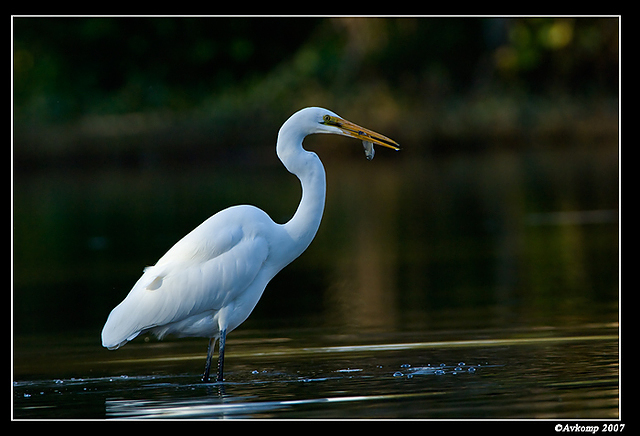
[277,125,327,256]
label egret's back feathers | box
[101,205,273,349]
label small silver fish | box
[362,140,375,160]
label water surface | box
[13,146,619,419]
[13,320,618,419]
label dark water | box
[13,146,620,419]
[13,321,619,419]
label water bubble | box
[468,367,476,373]
[23,393,31,398]
[393,371,404,377]
[458,362,465,366]
[435,369,445,375]
[251,370,259,374]
[400,364,411,368]
[440,363,446,367]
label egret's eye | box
[322,114,342,127]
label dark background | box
[13,17,619,337]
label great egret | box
[101,107,400,382]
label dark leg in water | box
[202,337,217,382]
[216,328,227,382]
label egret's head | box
[280,107,400,156]
[317,110,400,153]
[277,107,399,173]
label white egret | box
[101,107,400,382]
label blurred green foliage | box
[13,17,618,125]
[13,17,321,121]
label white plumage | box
[101,107,399,381]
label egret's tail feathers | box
[101,318,141,350]
[102,330,140,350]
[101,299,145,350]
[101,266,171,350]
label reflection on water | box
[13,147,618,334]
[103,386,452,419]
[13,324,618,419]
[13,142,619,419]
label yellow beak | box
[321,115,400,151]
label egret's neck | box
[277,126,327,256]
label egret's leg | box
[202,337,217,382]
[216,328,227,382]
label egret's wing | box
[102,209,271,349]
